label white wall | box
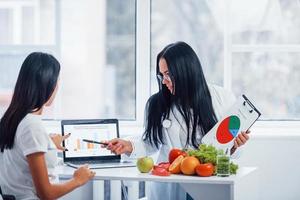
[236,133,300,200]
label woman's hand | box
[73,165,95,186]
[231,130,250,154]
[102,138,133,155]
[49,133,71,151]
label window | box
[151,0,300,120]
[151,0,224,93]
[229,0,300,119]
[0,0,137,120]
[0,0,57,115]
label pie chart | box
[216,115,240,144]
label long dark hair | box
[0,52,60,152]
[143,42,217,149]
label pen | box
[82,139,108,146]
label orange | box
[169,148,187,164]
[180,156,200,175]
[169,155,184,174]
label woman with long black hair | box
[104,42,249,200]
[0,52,95,200]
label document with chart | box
[202,95,261,150]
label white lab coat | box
[128,84,238,200]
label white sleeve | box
[124,100,161,159]
[124,135,160,159]
[18,124,49,157]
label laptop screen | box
[62,119,118,159]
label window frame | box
[0,0,61,116]
[223,0,300,129]
[3,0,299,132]
[0,0,149,126]
[146,0,300,133]
[120,0,151,127]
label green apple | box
[136,156,154,173]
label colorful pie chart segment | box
[216,115,240,144]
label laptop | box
[61,119,135,169]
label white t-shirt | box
[0,114,52,200]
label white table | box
[55,166,257,200]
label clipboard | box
[201,94,261,150]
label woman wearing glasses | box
[104,42,249,200]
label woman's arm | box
[104,136,160,158]
[27,152,95,200]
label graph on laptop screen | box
[64,123,116,158]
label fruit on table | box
[169,148,187,164]
[137,157,154,173]
[187,144,239,175]
[195,163,214,177]
[180,156,200,175]
[157,162,170,170]
[169,155,184,174]
[151,165,170,176]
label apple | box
[136,156,154,173]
